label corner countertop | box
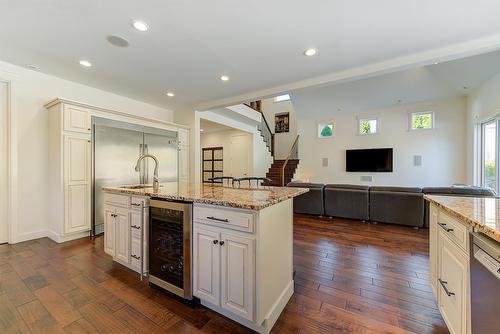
[103,182,309,211]
[424,195,500,242]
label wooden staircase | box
[264,159,299,186]
[246,100,300,186]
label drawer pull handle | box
[131,203,141,207]
[438,223,454,233]
[131,254,141,260]
[206,216,229,223]
[213,240,219,245]
[438,278,455,296]
[131,225,141,229]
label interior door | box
[0,81,8,244]
[143,132,178,183]
[230,135,250,178]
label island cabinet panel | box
[115,208,131,264]
[102,193,148,276]
[103,205,116,256]
[429,203,438,299]
[193,200,294,334]
[193,226,220,305]
[429,203,471,334]
[220,232,254,321]
[438,229,469,334]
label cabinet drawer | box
[130,196,148,209]
[130,237,142,270]
[438,211,468,252]
[63,105,91,134]
[194,205,255,233]
[103,193,130,208]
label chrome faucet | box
[135,154,160,191]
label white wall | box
[0,60,174,243]
[295,97,467,187]
[201,129,252,178]
[466,71,500,184]
[261,98,297,159]
[0,81,8,243]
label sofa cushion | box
[370,187,424,227]
[324,185,369,220]
[286,183,325,215]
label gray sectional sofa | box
[287,182,496,228]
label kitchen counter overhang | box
[424,194,500,242]
[103,182,309,210]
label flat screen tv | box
[346,148,393,172]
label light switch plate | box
[414,155,422,166]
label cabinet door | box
[193,226,220,305]
[115,208,131,264]
[429,204,438,299]
[64,135,91,234]
[104,206,115,256]
[438,230,468,334]
[220,232,255,321]
[63,105,91,134]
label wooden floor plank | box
[1,215,449,334]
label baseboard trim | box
[200,280,294,334]
[12,230,48,243]
[47,230,90,243]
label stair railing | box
[257,112,275,157]
[281,135,300,186]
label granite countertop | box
[424,195,500,242]
[103,182,308,211]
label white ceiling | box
[2,1,500,111]
[290,49,500,116]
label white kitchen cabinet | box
[63,134,91,234]
[220,232,254,320]
[103,205,116,256]
[103,192,148,276]
[438,229,469,334]
[193,202,293,334]
[63,104,91,134]
[193,226,220,305]
[429,203,471,334]
[115,208,131,264]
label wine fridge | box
[148,199,192,300]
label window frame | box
[358,117,379,135]
[409,111,435,131]
[479,118,499,191]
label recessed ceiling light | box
[79,60,92,67]
[166,92,175,97]
[132,20,149,32]
[220,75,229,81]
[304,48,317,56]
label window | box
[410,111,434,130]
[358,118,378,135]
[202,147,223,183]
[317,123,334,138]
[481,121,497,191]
[273,94,291,103]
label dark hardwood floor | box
[0,214,449,334]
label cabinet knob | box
[219,241,225,246]
[213,240,218,245]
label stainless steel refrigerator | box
[92,117,178,235]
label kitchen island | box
[102,182,308,334]
[425,195,500,334]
